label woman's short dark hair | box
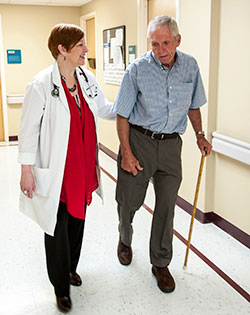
[48,23,84,59]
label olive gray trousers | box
[116,127,182,267]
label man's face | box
[149,25,181,69]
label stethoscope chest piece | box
[51,85,59,98]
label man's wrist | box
[196,131,205,137]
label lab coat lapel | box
[52,61,69,112]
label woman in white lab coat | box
[18,24,115,313]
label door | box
[147,0,177,49]
[148,0,176,21]
[86,17,96,76]
[0,71,4,141]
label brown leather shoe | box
[69,272,82,286]
[152,265,175,293]
[117,238,132,265]
[56,296,72,313]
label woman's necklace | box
[61,73,77,92]
[68,84,77,93]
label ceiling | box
[0,0,92,6]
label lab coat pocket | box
[33,166,50,197]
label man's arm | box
[116,114,143,176]
[188,108,212,156]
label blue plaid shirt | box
[114,50,207,134]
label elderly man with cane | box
[114,15,212,293]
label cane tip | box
[183,265,187,270]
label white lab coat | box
[18,61,115,236]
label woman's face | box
[66,36,88,66]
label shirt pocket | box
[171,83,193,108]
[33,166,50,197]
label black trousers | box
[44,201,85,297]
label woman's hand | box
[20,165,36,199]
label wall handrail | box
[212,131,250,166]
[7,94,24,104]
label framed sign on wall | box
[103,25,126,85]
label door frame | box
[137,0,148,56]
[80,12,97,70]
[0,15,8,142]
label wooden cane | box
[183,153,206,268]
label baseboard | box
[99,143,117,161]
[212,213,250,249]
[176,195,250,249]
[9,135,18,141]
[99,142,250,249]
[176,195,214,223]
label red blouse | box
[60,78,98,219]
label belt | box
[130,124,178,140]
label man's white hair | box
[147,15,179,39]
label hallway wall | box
[178,0,250,235]
[0,4,80,136]
[80,0,138,153]
[213,0,250,234]
[178,0,211,217]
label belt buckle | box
[151,132,156,139]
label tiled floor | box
[0,144,249,315]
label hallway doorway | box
[80,12,96,77]
[86,17,96,76]
[0,65,4,141]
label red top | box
[60,78,98,219]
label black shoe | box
[69,272,82,286]
[117,238,132,265]
[152,265,175,293]
[56,296,72,313]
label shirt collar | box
[150,50,180,70]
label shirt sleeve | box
[114,64,138,118]
[190,62,207,109]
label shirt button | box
[169,100,172,103]
[169,86,172,89]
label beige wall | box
[0,4,80,136]
[214,0,250,234]
[179,0,250,235]
[178,0,211,212]
[80,0,138,153]
[218,0,250,142]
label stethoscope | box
[51,67,98,98]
